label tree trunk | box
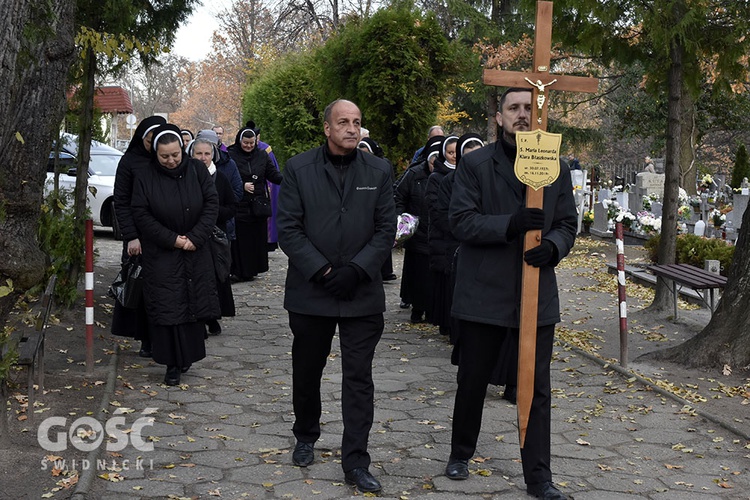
[643,202,750,369]
[0,0,75,321]
[649,38,683,311]
[68,46,97,288]
[679,93,697,195]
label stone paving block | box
[225,462,305,483]
[181,401,245,416]
[190,449,261,468]
[381,456,444,477]
[105,477,186,496]
[153,435,220,452]
[192,481,268,499]
[272,477,353,499]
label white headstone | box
[694,220,705,236]
[615,192,629,211]
[635,172,665,198]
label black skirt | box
[232,218,269,279]
[400,249,433,312]
[150,322,206,367]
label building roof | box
[94,86,133,114]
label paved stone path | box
[91,243,750,500]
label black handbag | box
[108,255,144,308]
[250,194,272,218]
[210,226,232,282]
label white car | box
[46,134,123,234]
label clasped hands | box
[508,208,555,268]
[316,264,362,301]
[174,235,197,251]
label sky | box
[172,1,232,61]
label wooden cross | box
[482,0,599,448]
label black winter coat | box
[227,145,283,222]
[114,151,151,242]
[278,145,396,317]
[449,140,577,327]
[213,169,236,233]
[132,157,220,326]
[394,161,431,255]
[428,168,459,274]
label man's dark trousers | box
[289,311,384,472]
[450,321,555,485]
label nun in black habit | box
[110,115,166,357]
[227,125,283,281]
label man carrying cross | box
[444,87,577,499]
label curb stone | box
[70,344,121,500]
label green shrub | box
[38,188,85,307]
[645,233,735,276]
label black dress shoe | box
[502,385,517,404]
[445,457,469,480]
[410,309,425,323]
[399,300,411,309]
[382,273,397,281]
[207,319,222,335]
[138,340,152,358]
[344,467,381,493]
[527,481,568,499]
[164,366,180,386]
[292,441,314,467]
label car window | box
[90,154,121,176]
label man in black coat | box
[443,88,577,500]
[277,99,396,494]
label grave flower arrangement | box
[615,210,636,230]
[710,209,726,227]
[583,210,594,225]
[677,205,692,221]
[642,193,659,211]
[637,211,662,234]
[602,199,620,222]
[700,173,714,191]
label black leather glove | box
[507,208,545,239]
[312,264,332,283]
[323,265,361,300]
[524,240,556,267]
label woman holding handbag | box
[132,124,220,386]
[227,124,283,282]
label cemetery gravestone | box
[591,202,611,237]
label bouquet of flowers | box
[700,173,714,191]
[710,209,726,227]
[637,211,662,234]
[642,193,659,211]
[615,210,636,230]
[394,213,419,247]
[602,199,620,222]
[583,210,594,224]
[677,205,692,221]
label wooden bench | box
[646,264,727,319]
[16,275,57,420]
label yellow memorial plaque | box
[514,130,562,191]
